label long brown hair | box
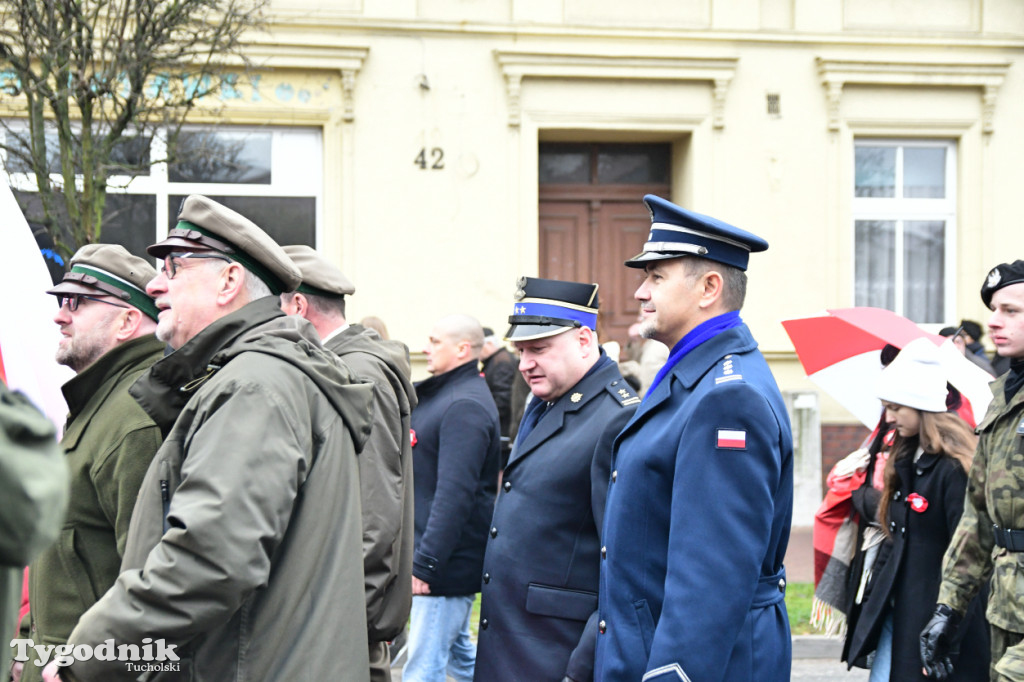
[878,410,977,537]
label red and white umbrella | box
[782,307,994,428]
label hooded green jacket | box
[20,335,163,682]
[65,298,374,681]
[325,324,417,642]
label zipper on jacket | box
[179,364,221,393]
[160,479,170,534]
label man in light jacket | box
[50,196,373,682]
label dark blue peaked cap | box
[505,276,599,341]
[624,194,768,271]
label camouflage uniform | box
[938,371,1024,680]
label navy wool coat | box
[474,357,638,682]
[595,323,794,682]
[411,360,501,595]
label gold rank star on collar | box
[571,392,583,403]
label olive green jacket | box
[19,335,164,682]
[326,324,417,642]
[0,386,68,675]
[66,298,374,681]
[939,372,1024,631]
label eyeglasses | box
[160,251,232,279]
[59,294,130,313]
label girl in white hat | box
[846,338,989,682]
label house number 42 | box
[414,147,445,170]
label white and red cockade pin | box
[907,493,928,513]
[716,429,746,449]
[410,429,417,447]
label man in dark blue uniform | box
[474,277,639,682]
[595,195,794,682]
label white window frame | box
[2,123,324,247]
[852,138,957,324]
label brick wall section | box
[820,423,872,492]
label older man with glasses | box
[12,245,163,682]
[44,195,374,682]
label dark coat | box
[481,346,517,450]
[846,447,989,681]
[595,323,794,682]
[841,447,894,670]
[411,360,501,596]
[474,356,638,682]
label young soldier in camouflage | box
[921,260,1024,681]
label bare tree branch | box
[0,0,267,258]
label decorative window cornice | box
[816,58,1010,134]
[494,50,738,128]
[245,43,370,122]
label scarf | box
[810,446,869,637]
[645,311,743,398]
[1005,357,1024,403]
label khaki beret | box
[46,244,159,320]
[282,245,356,298]
[147,195,301,295]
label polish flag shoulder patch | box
[716,428,747,450]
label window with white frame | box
[3,124,322,281]
[853,139,956,324]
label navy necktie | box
[515,397,548,446]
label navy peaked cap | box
[505,277,599,342]
[625,194,768,271]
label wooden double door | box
[538,142,671,348]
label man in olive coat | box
[49,196,373,682]
[281,244,417,682]
[474,277,638,682]
[15,245,163,682]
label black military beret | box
[981,260,1024,308]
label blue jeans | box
[403,594,476,682]
[869,612,893,682]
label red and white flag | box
[716,428,747,449]
[0,181,72,429]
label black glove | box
[920,604,962,679]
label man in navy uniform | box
[473,278,639,682]
[595,195,794,682]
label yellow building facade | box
[7,0,1024,520]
